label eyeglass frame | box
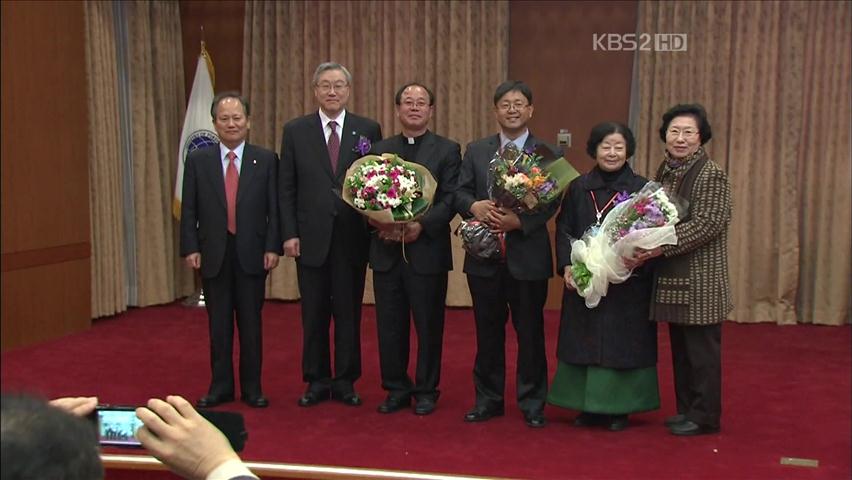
[666,127,700,139]
[315,82,350,93]
[496,102,530,112]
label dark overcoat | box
[555,165,657,369]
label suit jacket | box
[368,131,461,275]
[454,134,561,281]
[279,111,382,267]
[180,143,282,279]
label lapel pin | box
[253,159,257,164]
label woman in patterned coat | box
[628,103,732,436]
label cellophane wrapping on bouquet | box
[342,153,437,223]
[570,181,684,308]
[459,143,579,260]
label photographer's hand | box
[49,396,98,417]
[135,395,248,480]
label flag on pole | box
[173,42,218,219]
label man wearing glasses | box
[454,80,562,428]
[368,83,461,416]
[279,62,382,408]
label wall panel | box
[1,0,91,351]
[509,1,637,309]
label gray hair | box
[312,62,352,86]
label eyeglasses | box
[666,128,699,139]
[316,82,349,93]
[401,100,430,109]
[497,102,529,112]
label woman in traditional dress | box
[547,122,659,431]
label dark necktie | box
[328,120,340,173]
[225,151,238,234]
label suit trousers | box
[296,228,366,394]
[467,266,548,414]
[373,260,448,402]
[201,234,267,399]
[669,323,722,428]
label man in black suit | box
[180,92,282,409]
[454,81,561,428]
[279,63,382,407]
[368,83,461,416]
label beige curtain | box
[85,1,127,318]
[124,1,193,307]
[85,1,194,316]
[633,1,850,325]
[242,0,509,306]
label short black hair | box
[586,122,636,159]
[211,91,250,120]
[394,82,435,106]
[658,103,712,144]
[493,80,533,105]
[1,394,103,480]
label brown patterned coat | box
[652,157,733,325]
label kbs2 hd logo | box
[593,33,688,52]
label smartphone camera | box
[91,405,143,448]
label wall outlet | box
[557,129,571,148]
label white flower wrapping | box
[570,182,681,308]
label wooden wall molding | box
[1,243,90,272]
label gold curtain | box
[242,0,509,306]
[124,1,193,307]
[633,1,850,325]
[84,1,194,316]
[85,1,126,318]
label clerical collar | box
[403,131,428,145]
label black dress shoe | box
[332,391,362,407]
[669,420,720,436]
[463,406,504,423]
[377,396,411,414]
[242,395,269,408]
[523,411,546,428]
[196,394,234,408]
[664,414,687,427]
[608,414,629,431]
[413,398,436,416]
[298,390,330,407]
[573,412,607,427]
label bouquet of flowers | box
[488,143,577,213]
[342,153,437,224]
[458,143,578,260]
[569,181,683,308]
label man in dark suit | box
[368,83,461,416]
[279,62,382,407]
[454,81,561,428]
[180,92,281,409]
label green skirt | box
[547,361,660,415]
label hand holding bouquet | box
[459,143,578,260]
[570,182,682,308]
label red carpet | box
[1,302,850,479]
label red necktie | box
[225,151,238,234]
[328,120,340,172]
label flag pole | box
[181,28,216,308]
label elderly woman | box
[629,104,732,436]
[547,122,659,431]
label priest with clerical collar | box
[367,83,461,416]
